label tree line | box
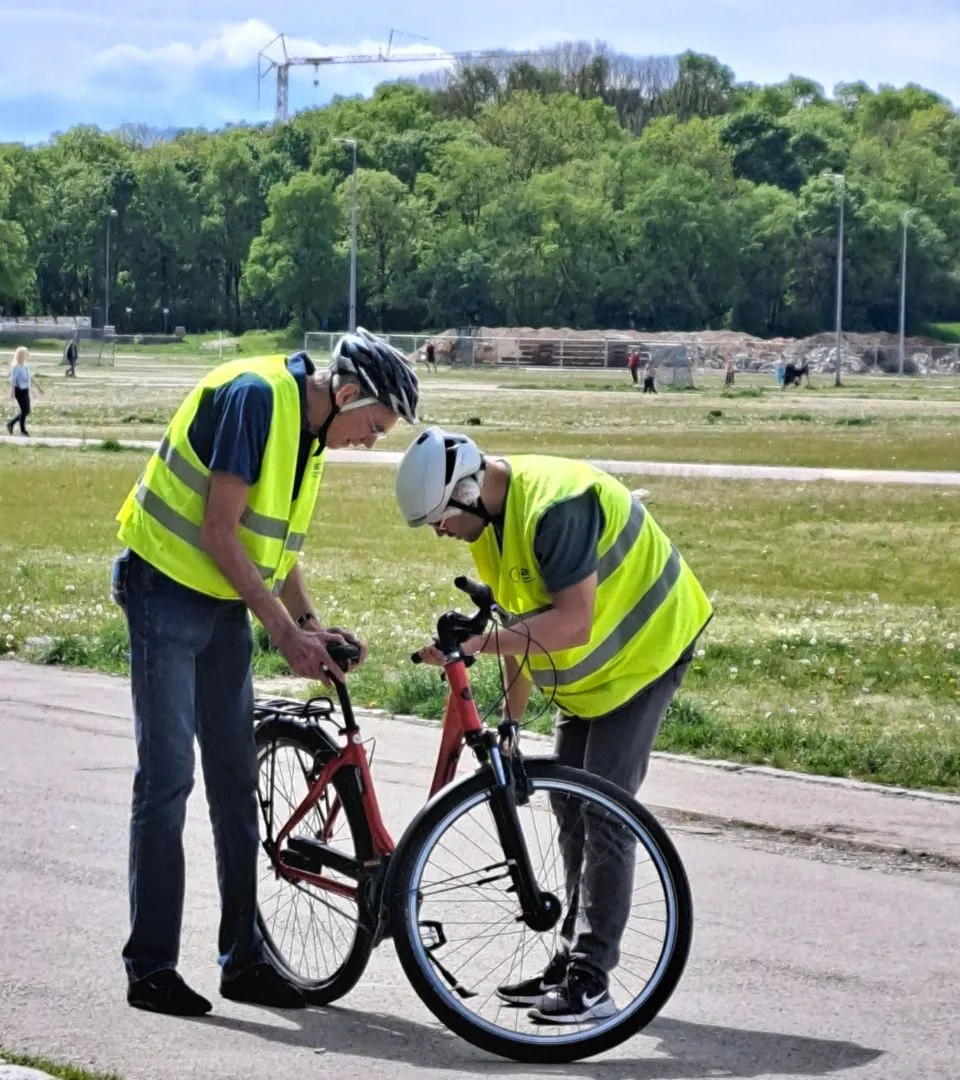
[2,47,959,338]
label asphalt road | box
[1,662,958,1080]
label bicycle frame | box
[270,655,486,899]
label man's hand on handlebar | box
[324,625,367,666]
[276,625,362,687]
[413,642,446,667]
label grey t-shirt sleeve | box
[532,490,603,593]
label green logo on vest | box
[509,566,533,583]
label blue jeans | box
[113,550,265,983]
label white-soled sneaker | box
[528,966,617,1024]
[496,952,569,1008]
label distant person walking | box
[7,347,42,436]
[627,350,640,385]
[63,333,79,377]
[724,358,735,388]
[642,361,657,394]
[425,341,438,373]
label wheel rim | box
[401,775,680,1047]
[257,738,362,986]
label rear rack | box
[253,694,337,724]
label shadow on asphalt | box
[195,1007,883,1077]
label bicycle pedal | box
[419,919,447,951]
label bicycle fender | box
[253,716,340,762]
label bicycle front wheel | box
[390,759,692,1064]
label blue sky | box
[2,0,958,143]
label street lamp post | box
[104,207,118,330]
[898,208,916,377]
[333,137,358,332]
[823,173,846,387]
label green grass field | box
[9,354,960,472]
[2,447,958,791]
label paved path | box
[1,660,958,1080]
[4,435,960,487]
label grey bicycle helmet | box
[330,327,420,425]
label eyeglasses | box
[339,397,386,441]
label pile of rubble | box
[420,326,960,374]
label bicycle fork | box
[474,732,563,933]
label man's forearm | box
[471,608,588,657]
[279,561,319,627]
[201,525,295,641]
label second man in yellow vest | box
[395,427,712,1025]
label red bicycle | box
[253,577,692,1063]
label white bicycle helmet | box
[330,327,419,424]
[396,426,484,527]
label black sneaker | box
[5,421,13,435]
[220,962,305,1009]
[528,966,617,1024]
[496,952,569,1008]
[127,969,212,1016]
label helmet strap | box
[447,496,494,527]
[315,379,339,446]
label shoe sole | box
[527,1001,618,1024]
[220,989,306,1009]
[127,997,212,1017]
[496,988,557,1008]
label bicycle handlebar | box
[410,576,494,665]
[453,575,494,612]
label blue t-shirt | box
[187,352,317,499]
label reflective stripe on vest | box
[134,485,274,580]
[530,545,682,688]
[156,434,291,542]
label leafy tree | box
[0,158,34,309]
[721,111,804,191]
[242,172,344,330]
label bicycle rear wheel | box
[390,759,692,1063]
[255,718,375,1004]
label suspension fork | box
[468,730,562,933]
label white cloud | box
[86,19,453,78]
[89,18,277,74]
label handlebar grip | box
[410,650,474,668]
[326,640,361,671]
[454,575,494,610]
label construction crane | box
[257,29,516,123]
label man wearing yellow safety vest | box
[395,427,712,1026]
[111,330,419,1017]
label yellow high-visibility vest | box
[116,356,324,599]
[470,456,712,717]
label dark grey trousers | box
[551,646,694,976]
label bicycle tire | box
[255,718,376,1005]
[390,759,692,1063]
